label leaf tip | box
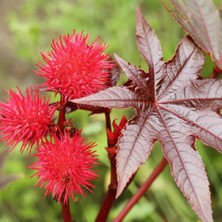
[113,53,120,61]
[136,6,141,16]
[116,180,125,199]
[114,53,125,66]
[136,6,143,25]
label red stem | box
[113,157,168,222]
[95,109,117,222]
[95,150,137,222]
[57,95,73,222]
[61,200,73,222]
[105,109,112,145]
[95,165,117,222]
[58,96,66,133]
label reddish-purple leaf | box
[71,9,222,222]
[165,0,222,68]
[108,59,121,87]
[136,7,163,75]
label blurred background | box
[0,0,222,221]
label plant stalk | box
[105,109,112,145]
[58,96,66,133]
[61,199,73,222]
[58,95,73,222]
[95,109,117,222]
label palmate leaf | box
[72,9,222,222]
[165,0,222,68]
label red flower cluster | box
[36,30,114,100]
[31,131,98,203]
[0,29,111,202]
[0,87,56,152]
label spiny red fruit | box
[36,30,114,100]
[0,87,56,153]
[30,131,98,203]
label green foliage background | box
[1,0,222,221]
